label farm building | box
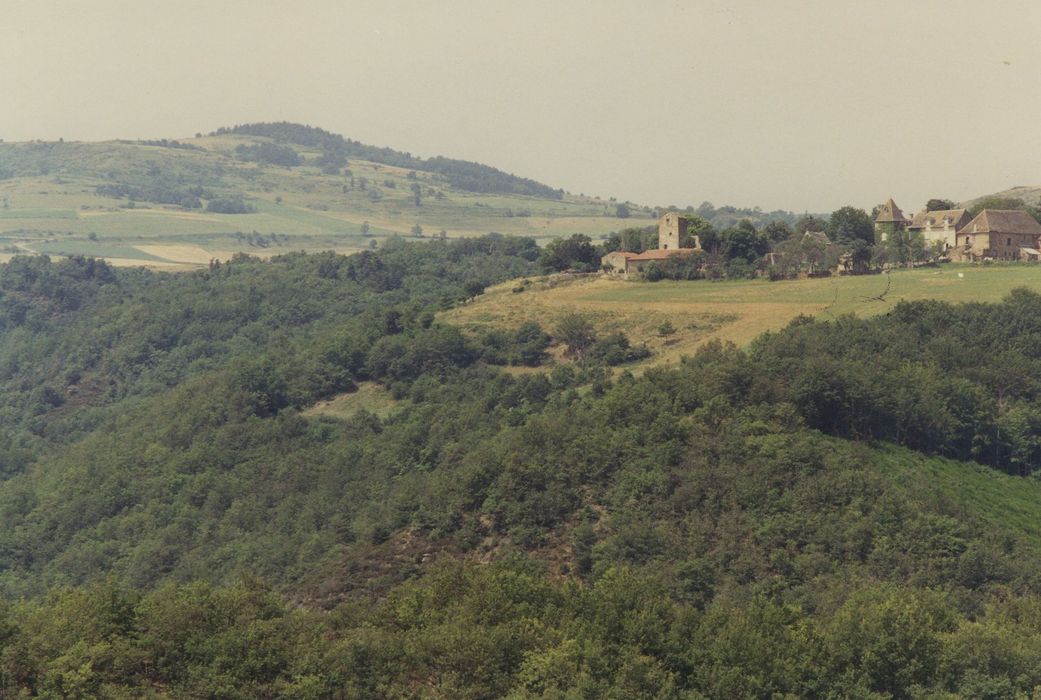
[952,209,1041,261]
[874,198,908,242]
[908,208,972,251]
[601,213,701,277]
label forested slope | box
[6,242,1041,695]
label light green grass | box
[0,209,77,220]
[0,137,652,267]
[446,265,1041,369]
[872,442,1041,546]
[585,265,1041,318]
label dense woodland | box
[7,237,1041,695]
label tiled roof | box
[909,209,970,230]
[628,248,699,261]
[875,198,908,223]
[958,209,1041,235]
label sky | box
[2,0,1040,213]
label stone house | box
[601,212,701,277]
[874,198,908,242]
[952,209,1041,261]
[908,208,972,251]
[601,250,636,276]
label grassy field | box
[303,381,401,420]
[872,442,1041,546]
[0,136,651,268]
[443,265,1041,367]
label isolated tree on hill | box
[926,198,956,211]
[411,223,423,237]
[615,203,631,218]
[463,280,486,301]
[556,313,597,357]
[827,206,874,246]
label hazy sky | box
[3,1,1040,213]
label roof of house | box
[909,208,971,230]
[628,248,699,261]
[957,209,1041,235]
[875,198,908,223]
[803,230,830,243]
[602,250,637,259]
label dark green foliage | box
[478,322,551,367]
[215,122,564,198]
[967,196,1041,223]
[8,232,1041,695]
[827,205,874,245]
[539,234,597,272]
[926,198,957,211]
[233,141,302,167]
[602,226,657,254]
[206,196,254,214]
[721,219,769,263]
[555,313,597,356]
[95,182,204,208]
[763,219,793,242]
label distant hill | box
[963,185,1041,209]
[213,121,565,200]
[0,127,656,268]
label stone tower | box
[874,197,908,243]
[659,212,690,250]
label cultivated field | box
[443,265,1041,367]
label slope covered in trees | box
[214,122,565,199]
[6,240,1041,694]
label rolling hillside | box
[444,264,1041,366]
[0,127,654,268]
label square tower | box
[659,212,689,250]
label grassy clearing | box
[872,443,1041,546]
[444,265,1041,367]
[303,381,401,420]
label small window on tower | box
[1008,238,1013,246]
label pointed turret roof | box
[875,198,908,223]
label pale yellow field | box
[442,275,743,368]
[303,381,401,420]
[101,257,198,271]
[134,244,279,264]
[442,266,1041,369]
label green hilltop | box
[0,124,654,268]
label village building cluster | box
[600,212,701,278]
[601,198,1041,280]
[876,198,1041,262]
